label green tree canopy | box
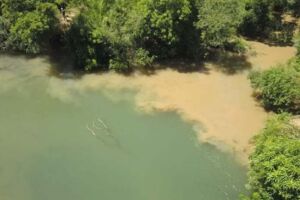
[8,3,58,53]
[4,0,297,71]
[195,0,246,48]
[0,0,59,53]
[249,62,300,113]
[243,114,300,200]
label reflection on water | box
[0,54,247,200]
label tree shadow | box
[48,53,210,78]
[206,51,252,75]
[47,48,86,79]
[46,47,254,79]
[151,59,210,74]
[245,14,299,47]
[259,21,297,47]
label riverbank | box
[46,40,296,164]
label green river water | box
[0,54,247,200]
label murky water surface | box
[0,55,247,200]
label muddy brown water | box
[46,41,296,163]
[0,41,296,199]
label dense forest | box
[1,0,299,71]
[1,0,300,199]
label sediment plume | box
[46,41,296,164]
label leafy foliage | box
[242,114,300,200]
[249,63,300,113]
[8,3,58,53]
[195,0,246,48]
[132,48,155,68]
[65,0,136,71]
[65,0,249,71]
[295,32,300,55]
[0,0,59,53]
[288,0,300,16]
[241,0,297,43]
[133,0,193,57]
[0,16,10,50]
[2,0,298,71]
[66,13,112,71]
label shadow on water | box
[47,52,209,78]
[47,49,80,78]
[44,47,253,79]
[47,49,118,79]
[206,51,252,75]
[136,49,253,75]
[151,59,210,74]
[0,52,43,66]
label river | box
[0,40,295,200]
[0,54,248,199]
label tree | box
[7,3,58,54]
[0,1,59,53]
[240,0,294,39]
[242,114,300,200]
[65,0,135,71]
[3,0,285,71]
[0,16,10,50]
[133,0,193,58]
[66,13,112,71]
[287,0,300,16]
[249,64,300,114]
[195,0,246,48]
[295,32,300,55]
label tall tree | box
[195,0,246,48]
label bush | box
[134,0,193,58]
[249,64,300,113]
[295,32,300,55]
[225,37,249,54]
[0,1,59,54]
[132,48,155,68]
[288,0,300,16]
[109,58,129,72]
[289,57,300,72]
[65,14,112,71]
[0,16,10,50]
[240,0,293,40]
[269,23,295,45]
[195,0,246,48]
[3,0,288,72]
[242,114,300,200]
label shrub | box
[195,0,246,48]
[132,48,155,68]
[240,0,295,41]
[109,58,129,72]
[295,32,300,55]
[134,0,193,58]
[0,16,10,50]
[242,114,300,200]
[249,65,300,113]
[1,2,58,54]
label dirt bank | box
[48,41,296,164]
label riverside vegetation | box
[1,0,299,71]
[1,0,300,199]
[245,36,300,200]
